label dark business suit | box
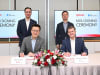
[17,18,37,47]
[20,36,45,55]
[56,21,74,45]
[61,37,88,54]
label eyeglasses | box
[25,11,31,13]
[32,30,40,32]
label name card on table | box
[64,56,75,63]
[74,56,88,64]
[11,57,26,64]
[24,56,34,60]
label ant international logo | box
[6,14,15,16]
[88,14,97,16]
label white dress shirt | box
[70,38,75,54]
[26,19,30,30]
[31,36,36,52]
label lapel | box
[75,38,78,54]
[24,19,27,31]
[61,22,66,34]
[27,19,31,31]
[66,22,69,34]
[29,37,33,51]
[66,38,71,52]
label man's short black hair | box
[24,7,32,12]
[31,24,41,31]
[62,11,69,15]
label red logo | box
[76,14,84,16]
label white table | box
[51,53,100,75]
[0,53,100,75]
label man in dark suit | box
[19,24,45,57]
[56,11,74,50]
[61,26,88,56]
[17,7,37,48]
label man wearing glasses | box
[17,7,37,49]
[19,24,45,57]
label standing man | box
[19,24,45,57]
[56,11,74,50]
[17,7,37,48]
[61,26,88,56]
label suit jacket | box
[20,36,45,55]
[61,37,88,54]
[17,18,37,47]
[56,21,74,45]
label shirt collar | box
[25,18,30,21]
[63,22,67,24]
[31,36,37,40]
[63,21,68,24]
[70,37,76,41]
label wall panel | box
[49,0,77,50]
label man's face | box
[68,28,76,38]
[62,12,68,21]
[25,9,32,18]
[31,27,40,38]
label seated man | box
[19,24,45,57]
[61,26,88,56]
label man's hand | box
[64,52,71,57]
[28,52,35,57]
[56,44,60,50]
[81,52,87,56]
[20,53,24,57]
